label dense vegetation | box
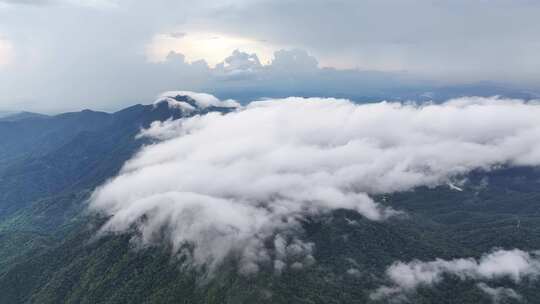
[0,100,539,303]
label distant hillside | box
[0,111,49,122]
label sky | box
[1,0,540,112]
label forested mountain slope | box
[1,95,539,304]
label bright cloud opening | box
[0,38,14,67]
[145,31,277,67]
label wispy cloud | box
[372,249,540,302]
[477,283,522,304]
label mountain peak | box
[154,91,240,112]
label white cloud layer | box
[372,249,540,301]
[90,94,540,273]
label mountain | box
[0,111,50,122]
[0,95,237,219]
[0,95,539,303]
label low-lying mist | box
[89,93,540,274]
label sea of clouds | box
[89,92,540,274]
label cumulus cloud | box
[90,94,540,274]
[372,249,540,301]
[214,50,263,81]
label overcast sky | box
[1,0,539,113]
